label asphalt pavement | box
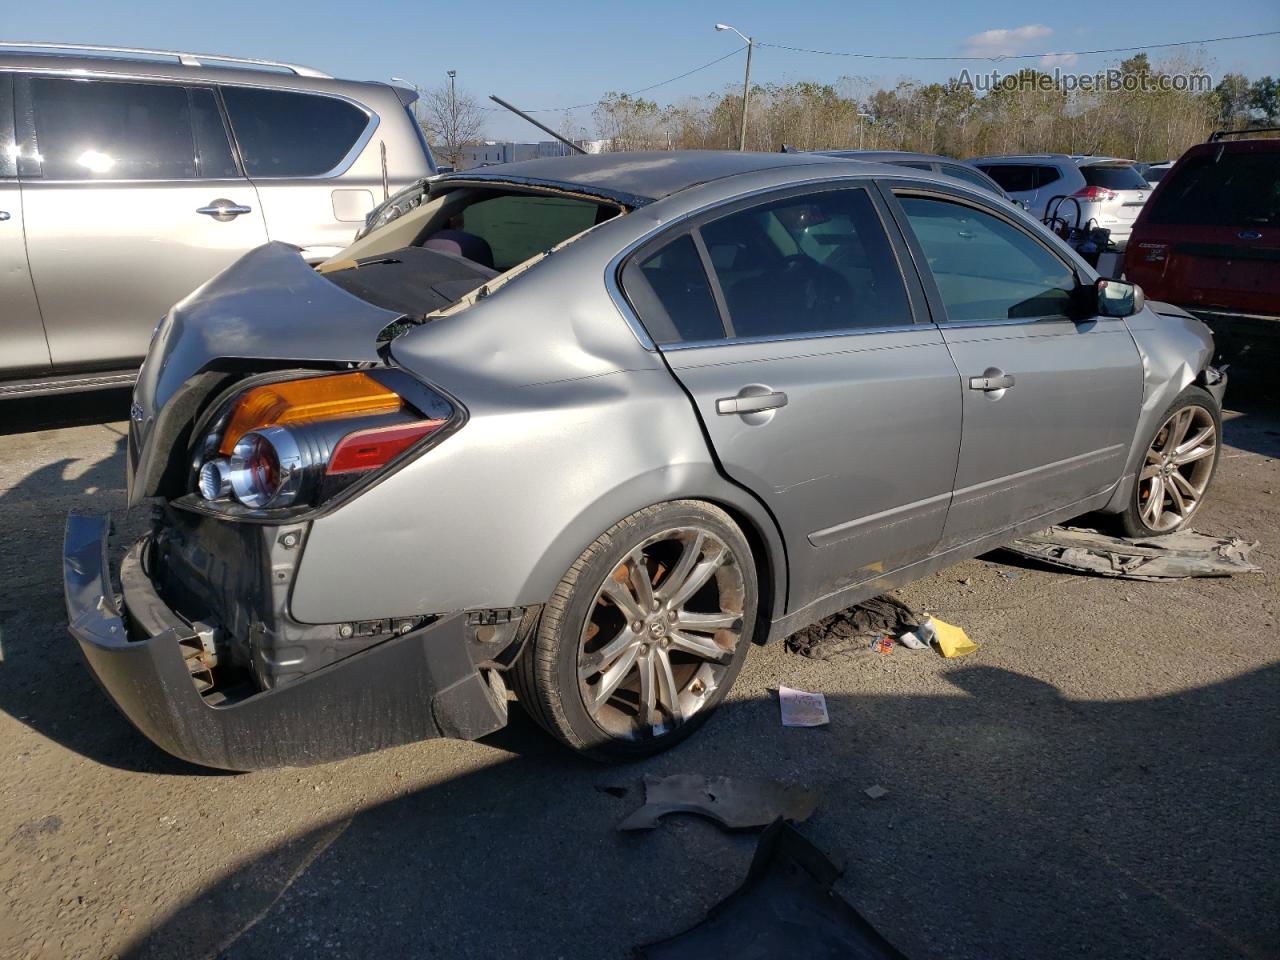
[1,389,1276,960]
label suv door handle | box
[196,200,253,221]
[716,389,788,415]
[968,371,1016,391]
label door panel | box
[890,190,1143,549]
[1,73,51,377]
[622,184,963,613]
[939,319,1141,547]
[17,75,268,369]
[22,179,268,368]
[666,332,962,606]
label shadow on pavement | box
[122,665,1279,960]
[0,413,222,776]
[0,387,133,436]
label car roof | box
[970,154,1074,164]
[434,150,866,206]
[0,45,391,99]
[808,149,957,164]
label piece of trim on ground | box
[1003,526,1260,580]
[618,775,819,832]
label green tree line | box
[592,55,1277,161]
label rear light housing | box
[1073,186,1118,203]
[192,370,455,514]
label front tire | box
[1119,386,1221,537]
[513,501,758,761]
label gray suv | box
[0,42,435,397]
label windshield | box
[1080,164,1149,190]
[1147,151,1280,227]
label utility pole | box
[715,23,754,151]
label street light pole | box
[857,112,872,150]
[715,23,753,151]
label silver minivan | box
[0,43,435,397]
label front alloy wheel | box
[513,501,757,760]
[1121,386,1221,537]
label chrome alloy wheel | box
[1138,404,1218,532]
[577,527,745,739]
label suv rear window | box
[221,87,369,178]
[1081,164,1149,190]
[1147,151,1280,227]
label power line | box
[482,45,746,115]
[757,29,1280,63]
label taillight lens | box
[196,372,453,511]
[218,372,401,456]
[1073,186,1118,202]
[328,420,447,475]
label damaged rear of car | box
[65,168,680,769]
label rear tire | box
[512,500,757,761]
[1118,386,1221,537]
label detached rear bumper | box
[63,513,508,771]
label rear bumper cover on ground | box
[63,513,508,770]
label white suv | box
[970,154,1152,249]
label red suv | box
[1125,131,1279,359]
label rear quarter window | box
[978,164,1037,193]
[1147,151,1280,227]
[221,87,369,178]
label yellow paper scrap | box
[929,618,978,658]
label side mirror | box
[1096,277,1144,318]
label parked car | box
[65,151,1225,770]
[805,149,1014,201]
[0,42,435,398]
[1136,161,1174,186]
[1124,130,1280,360]
[970,154,1151,248]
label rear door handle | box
[196,200,253,221]
[968,371,1016,391]
[716,390,788,415]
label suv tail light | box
[1073,186,1118,202]
[195,371,453,511]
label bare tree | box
[421,81,485,169]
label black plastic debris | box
[618,775,819,832]
[633,819,908,960]
[786,595,921,661]
[1004,526,1260,580]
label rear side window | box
[623,234,725,344]
[1147,151,1280,228]
[699,188,911,338]
[1034,165,1063,188]
[899,195,1076,322]
[222,87,368,178]
[28,77,198,180]
[0,75,14,178]
[978,164,1036,193]
[1081,164,1149,190]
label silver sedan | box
[64,151,1225,769]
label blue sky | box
[4,0,1277,139]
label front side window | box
[221,87,368,178]
[698,188,911,338]
[898,195,1077,322]
[28,77,198,180]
